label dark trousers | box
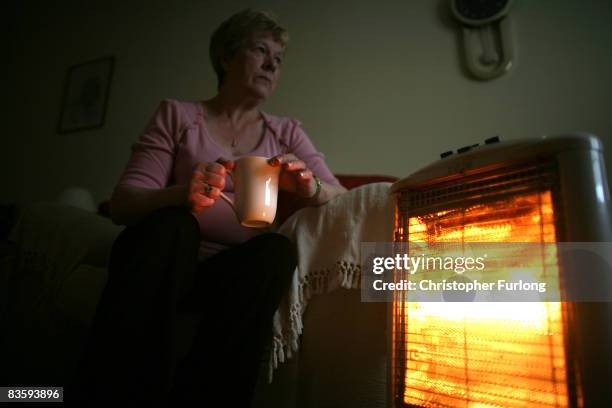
[68,207,297,407]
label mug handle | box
[219,191,235,212]
[218,169,239,218]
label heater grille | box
[393,160,578,408]
[398,162,561,220]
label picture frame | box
[57,56,114,134]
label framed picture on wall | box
[57,56,114,133]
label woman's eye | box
[275,57,282,65]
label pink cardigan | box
[116,99,340,260]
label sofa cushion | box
[11,202,123,271]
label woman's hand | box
[268,154,316,198]
[188,158,235,213]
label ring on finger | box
[204,184,213,194]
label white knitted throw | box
[268,182,395,382]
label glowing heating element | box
[395,191,570,407]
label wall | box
[4,0,612,205]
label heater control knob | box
[485,136,500,144]
[457,143,479,154]
[440,151,453,158]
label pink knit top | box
[116,99,340,260]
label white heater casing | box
[388,133,612,407]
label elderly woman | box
[70,8,346,408]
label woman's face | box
[223,31,284,100]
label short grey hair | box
[209,9,289,89]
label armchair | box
[1,174,397,407]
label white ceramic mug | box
[219,156,281,228]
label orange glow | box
[397,191,570,407]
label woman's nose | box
[263,55,278,72]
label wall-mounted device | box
[451,0,515,80]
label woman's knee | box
[109,207,200,279]
[143,207,200,237]
[249,233,297,271]
[117,207,199,246]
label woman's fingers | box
[296,170,315,196]
[201,183,221,199]
[189,193,215,212]
[216,157,235,171]
[188,183,221,212]
[194,161,228,176]
[269,153,299,167]
[283,160,306,171]
[192,163,227,189]
[189,161,231,212]
[204,172,225,189]
[190,179,221,198]
[268,155,282,166]
[297,169,313,183]
[207,162,227,174]
[269,153,307,172]
[188,182,215,211]
[271,154,317,197]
